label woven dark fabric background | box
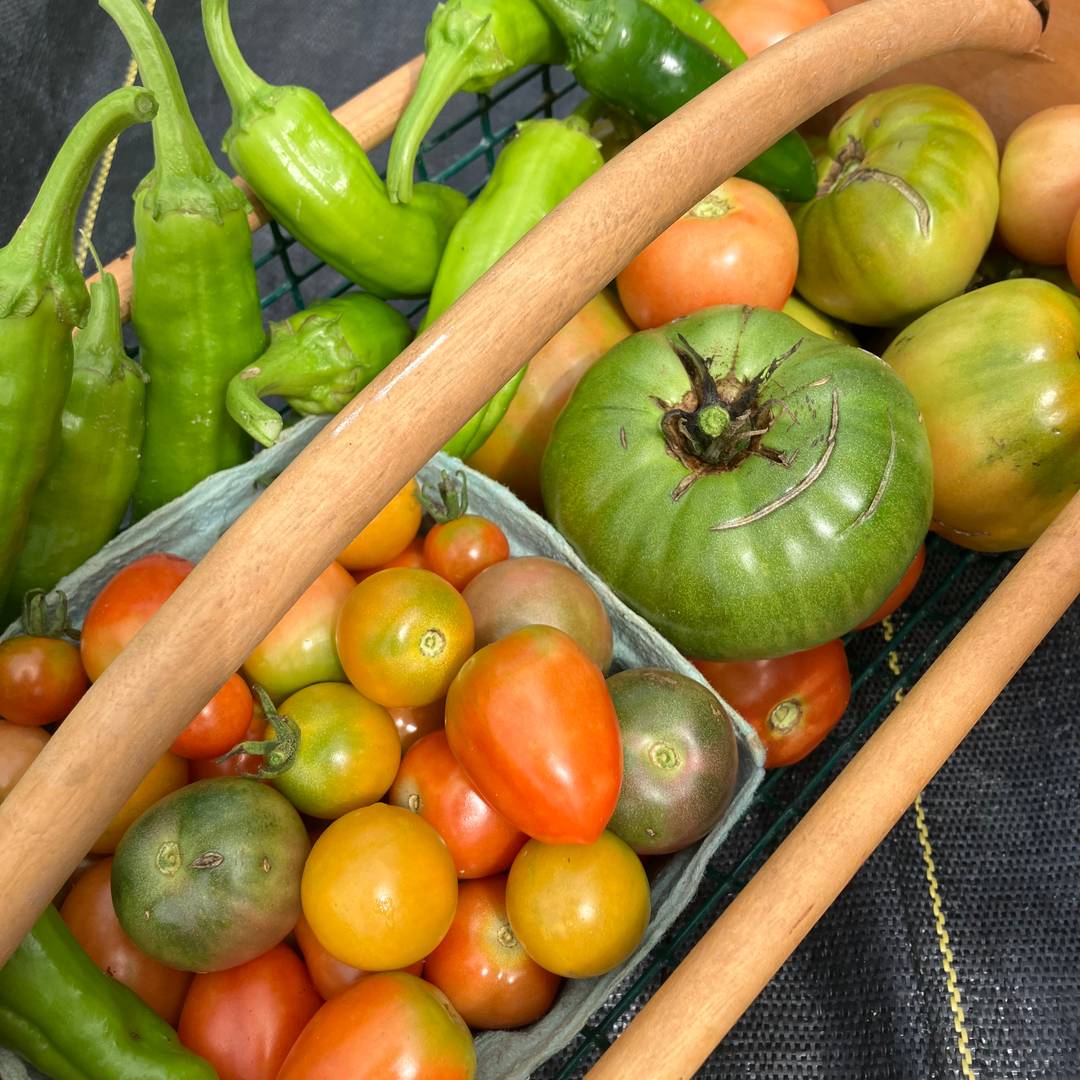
[2,1,1077,1076]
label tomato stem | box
[418,468,470,523]
[20,589,80,642]
[217,683,300,777]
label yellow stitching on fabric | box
[75,0,158,271]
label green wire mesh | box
[243,64,1016,1078]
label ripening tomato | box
[423,516,510,592]
[445,625,622,845]
[80,553,194,681]
[277,972,476,1080]
[423,876,562,1030]
[702,0,832,56]
[506,832,650,979]
[855,544,926,629]
[243,562,354,702]
[0,632,88,726]
[170,674,254,759]
[694,640,851,768]
[178,944,321,1080]
[92,752,189,854]
[60,857,192,1025]
[1068,210,1080,291]
[615,178,798,329]
[337,480,422,571]
[0,720,49,801]
[389,731,526,878]
[301,803,458,971]
[335,569,474,708]
[388,699,445,753]
[190,705,265,780]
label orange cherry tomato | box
[505,832,650,979]
[445,625,622,845]
[60,857,192,1025]
[423,517,510,592]
[294,914,423,1000]
[170,674,254,759]
[92,752,189,854]
[80,553,194,681]
[301,803,458,971]
[0,720,49,801]
[388,698,445,753]
[389,731,526,878]
[1068,208,1080,291]
[337,479,423,571]
[352,536,430,584]
[178,943,321,1080]
[190,704,265,781]
[615,178,798,330]
[277,972,475,1080]
[335,569,474,708]
[702,0,832,56]
[424,875,562,1030]
[694,640,851,768]
[0,632,87,726]
[855,544,926,629]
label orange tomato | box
[351,536,430,584]
[467,291,635,509]
[335,569,474,708]
[301,803,458,971]
[388,699,445,753]
[388,731,526,878]
[1068,208,1080,291]
[92,752,188,854]
[277,972,475,1080]
[616,178,798,329]
[337,479,422,571]
[170,674,254,759]
[855,544,926,629]
[424,876,562,1030]
[0,720,49,801]
[702,0,832,56]
[178,943,321,1080]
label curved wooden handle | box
[0,0,1044,965]
[587,489,1080,1080]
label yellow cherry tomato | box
[301,803,458,971]
[92,753,189,854]
[336,480,422,571]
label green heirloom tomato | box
[793,84,999,327]
[884,279,1080,552]
[541,305,933,660]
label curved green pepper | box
[202,0,468,298]
[7,261,146,613]
[386,0,565,205]
[420,115,603,459]
[100,0,268,520]
[0,86,156,617]
[227,293,414,448]
[0,907,216,1080]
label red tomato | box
[445,625,622,844]
[190,705,265,780]
[0,720,49,801]
[423,876,561,1030]
[0,633,87,726]
[170,674,254,759]
[424,516,510,592]
[59,858,192,1025]
[702,0,832,56]
[855,544,926,629]
[388,731,526,878]
[388,699,445,753]
[277,972,476,1080]
[80,553,194,681]
[1068,209,1080,291]
[694,641,851,768]
[615,178,798,329]
[178,944,321,1080]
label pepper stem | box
[201,0,273,115]
[418,469,470,523]
[21,590,80,641]
[74,238,125,365]
[217,684,300,777]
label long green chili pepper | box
[227,293,414,448]
[202,0,468,298]
[536,0,817,201]
[422,115,603,459]
[386,0,565,205]
[6,256,146,617]
[100,0,268,520]
[0,906,216,1080]
[0,87,156,617]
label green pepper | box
[536,0,817,201]
[386,0,565,205]
[420,115,604,459]
[100,0,268,520]
[0,86,156,617]
[202,0,468,299]
[0,906,216,1080]
[227,293,414,448]
[6,258,146,617]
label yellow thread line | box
[75,0,158,272]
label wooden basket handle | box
[0,0,1045,966]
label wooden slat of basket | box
[0,0,1046,968]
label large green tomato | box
[793,84,998,327]
[884,279,1080,552]
[541,306,932,660]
